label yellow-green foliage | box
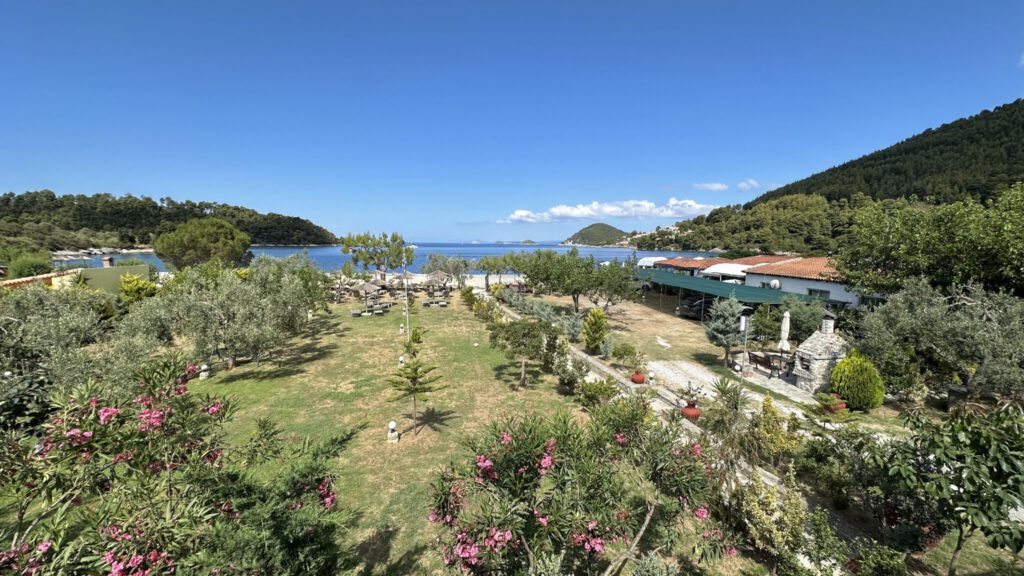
[830,350,884,411]
[750,396,800,464]
[582,307,609,353]
[118,273,158,304]
[739,471,807,564]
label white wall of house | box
[744,273,861,308]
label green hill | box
[633,99,1024,254]
[752,99,1024,206]
[564,223,627,246]
[0,190,337,253]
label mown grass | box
[192,301,582,574]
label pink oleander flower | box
[694,505,709,520]
[36,541,51,554]
[614,433,628,446]
[428,511,440,523]
[173,385,188,395]
[98,407,121,425]
[726,547,738,557]
[475,454,497,480]
[114,451,133,463]
[137,409,164,431]
[538,516,548,526]
[500,432,511,445]
[205,401,222,415]
[128,555,144,568]
[539,453,554,475]
[691,442,702,457]
[587,520,598,531]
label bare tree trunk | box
[723,346,731,367]
[520,358,527,388]
[572,294,580,313]
[412,397,418,435]
[601,503,656,576]
[948,525,974,576]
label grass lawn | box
[193,300,582,575]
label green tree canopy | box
[154,217,252,270]
[703,297,745,366]
[339,232,413,280]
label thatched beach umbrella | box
[426,270,452,287]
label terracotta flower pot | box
[829,392,847,413]
[630,371,646,384]
[681,401,701,422]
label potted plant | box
[679,381,703,421]
[815,392,847,414]
[629,351,648,384]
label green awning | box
[635,268,813,305]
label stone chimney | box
[101,256,114,268]
[820,317,834,334]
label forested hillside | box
[634,99,1024,254]
[0,190,337,252]
[564,223,627,246]
[753,99,1024,205]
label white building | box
[636,256,668,269]
[743,257,861,308]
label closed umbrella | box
[778,311,791,352]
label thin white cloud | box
[500,198,717,224]
[1019,51,1024,67]
[737,178,760,190]
[692,182,729,191]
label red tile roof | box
[654,257,729,270]
[746,257,842,282]
[730,255,799,266]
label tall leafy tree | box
[340,232,413,281]
[422,254,471,288]
[154,217,252,270]
[703,297,745,366]
[553,249,595,313]
[856,279,1024,397]
[587,256,640,310]
[488,319,548,388]
[387,359,445,434]
[887,403,1024,576]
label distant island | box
[563,223,627,246]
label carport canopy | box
[636,268,814,305]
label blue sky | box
[1,1,1022,242]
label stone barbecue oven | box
[792,313,848,393]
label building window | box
[760,282,772,289]
[807,288,830,300]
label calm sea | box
[62,243,713,273]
